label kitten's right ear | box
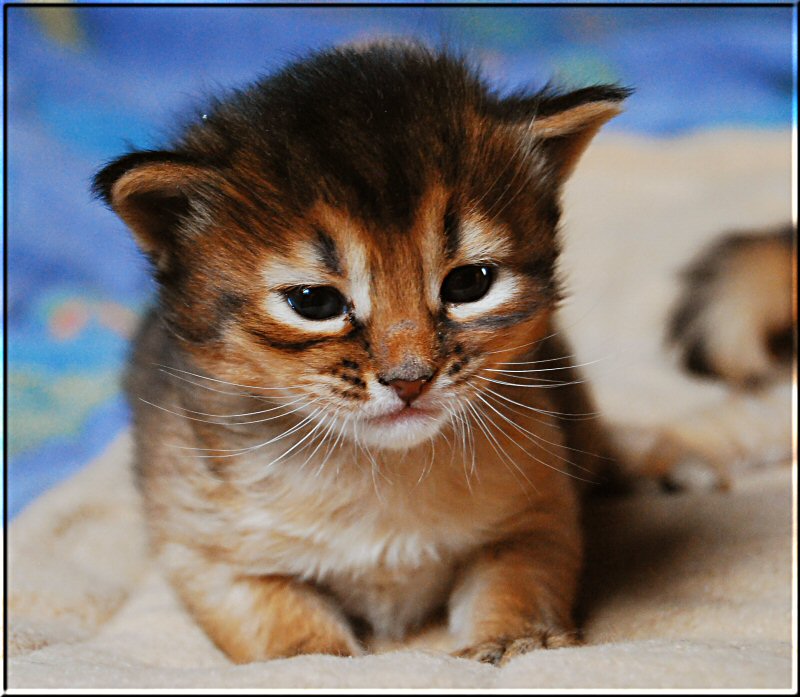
[93,151,213,269]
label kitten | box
[94,42,629,665]
[625,224,795,490]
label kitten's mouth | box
[368,405,439,426]
[351,402,447,450]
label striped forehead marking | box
[443,197,460,259]
[312,226,343,276]
[313,205,373,321]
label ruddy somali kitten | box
[94,43,629,665]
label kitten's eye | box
[285,286,347,320]
[441,265,495,304]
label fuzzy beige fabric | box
[5,130,795,689]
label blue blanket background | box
[4,4,794,520]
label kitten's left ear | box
[500,84,632,181]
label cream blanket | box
[5,131,795,689]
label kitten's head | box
[95,43,628,450]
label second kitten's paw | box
[453,627,581,667]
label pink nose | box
[388,378,428,404]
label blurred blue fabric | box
[4,5,794,520]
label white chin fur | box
[350,411,448,451]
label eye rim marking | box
[244,327,336,352]
[442,267,529,324]
[244,321,366,353]
[444,307,540,331]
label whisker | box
[474,392,600,482]
[284,414,331,475]
[172,408,322,457]
[484,322,569,357]
[482,386,600,421]
[464,406,478,484]
[443,406,458,470]
[139,396,321,427]
[472,394,592,486]
[452,400,478,483]
[156,363,305,393]
[464,400,535,499]
[324,413,352,479]
[466,402,526,491]
[451,402,475,493]
[472,386,558,431]
[179,394,309,419]
[310,409,339,478]
[481,372,578,385]
[491,352,578,367]
[416,435,437,487]
[481,390,615,465]
[475,374,588,391]
[351,421,387,503]
[237,414,330,484]
[304,415,341,477]
[157,369,270,398]
[484,357,605,374]
[462,383,555,430]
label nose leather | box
[388,378,429,404]
[379,357,434,404]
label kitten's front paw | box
[226,626,362,663]
[453,627,581,667]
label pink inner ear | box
[525,100,624,181]
[530,101,623,139]
[110,162,210,262]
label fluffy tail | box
[614,223,796,492]
[666,223,795,389]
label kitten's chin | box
[353,407,447,451]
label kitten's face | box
[211,187,558,451]
[95,44,626,451]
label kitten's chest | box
[228,464,486,638]
[223,449,517,582]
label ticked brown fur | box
[96,43,628,665]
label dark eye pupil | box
[286,286,346,320]
[441,265,494,304]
